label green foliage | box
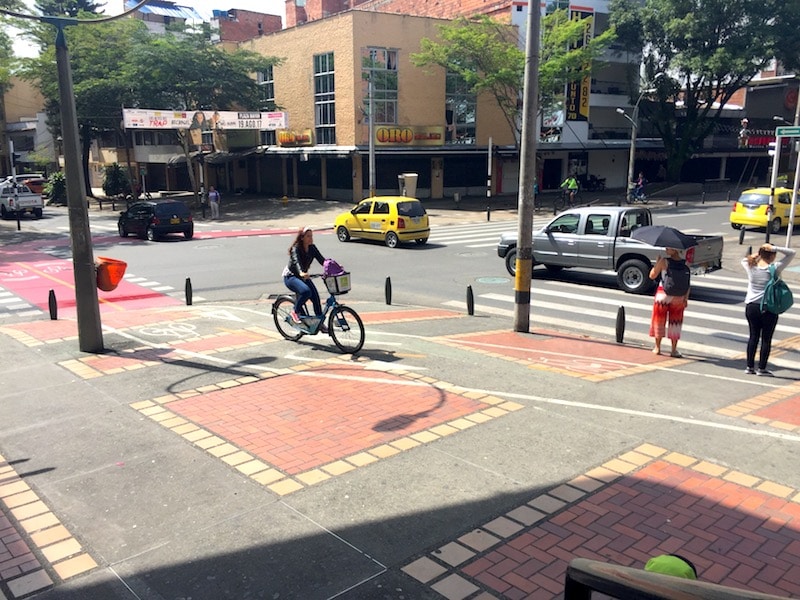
[610,0,788,179]
[34,0,103,17]
[44,171,66,205]
[102,163,129,197]
[411,13,615,146]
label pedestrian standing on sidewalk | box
[741,243,796,376]
[282,227,327,330]
[208,186,220,219]
[648,247,690,358]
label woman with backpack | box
[742,244,796,376]
[648,247,691,358]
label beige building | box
[238,9,516,201]
[1,77,57,176]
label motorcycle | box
[581,174,606,192]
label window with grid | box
[362,47,398,125]
[257,66,277,145]
[445,72,476,144]
[314,52,336,145]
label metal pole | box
[486,136,492,200]
[768,132,781,244]
[626,104,638,194]
[55,22,103,352]
[513,0,541,333]
[368,76,376,198]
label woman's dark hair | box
[288,227,310,254]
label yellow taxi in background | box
[730,187,800,233]
[334,196,429,248]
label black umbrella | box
[631,225,696,249]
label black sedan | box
[118,200,194,241]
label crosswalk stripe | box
[440,299,741,359]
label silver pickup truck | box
[0,182,44,219]
[497,206,724,293]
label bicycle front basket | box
[325,272,351,295]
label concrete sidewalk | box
[1,290,800,599]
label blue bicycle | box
[272,273,365,354]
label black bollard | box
[466,285,474,316]
[385,276,392,305]
[675,196,679,207]
[746,245,752,257]
[16,211,21,231]
[185,277,193,306]
[615,305,625,344]
[486,206,491,221]
[48,289,57,320]
[739,227,746,245]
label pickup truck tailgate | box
[690,235,723,273]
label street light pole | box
[616,74,663,198]
[617,105,638,192]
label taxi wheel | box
[336,226,350,242]
[415,238,427,245]
[385,231,399,248]
[771,218,782,234]
[730,223,742,230]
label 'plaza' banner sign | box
[122,109,287,131]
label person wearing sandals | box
[648,247,690,358]
[282,227,327,332]
[742,243,796,376]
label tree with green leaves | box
[34,0,103,17]
[610,0,790,179]
[18,17,281,199]
[411,12,615,147]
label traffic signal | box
[768,141,777,157]
[10,152,20,166]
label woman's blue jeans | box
[284,275,322,316]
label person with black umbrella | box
[648,247,691,358]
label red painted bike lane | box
[0,243,181,317]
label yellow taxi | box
[334,196,430,248]
[730,187,800,233]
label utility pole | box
[513,0,541,332]
[368,76,376,198]
[52,19,104,352]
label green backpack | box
[761,264,794,315]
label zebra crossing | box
[445,269,800,369]
[430,220,800,369]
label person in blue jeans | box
[282,227,327,330]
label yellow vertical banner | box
[565,10,594,122]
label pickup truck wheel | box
[504,248,535,277]
[0,205,7,219]
[771,218,782,234]
[617,259,652,294]
[33,208,43,219]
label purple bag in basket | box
[323,258,346,277]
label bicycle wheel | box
[328,305,365,353]
[571,192,582,207]
[273,296,303,341]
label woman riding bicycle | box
[282,227,326,330]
